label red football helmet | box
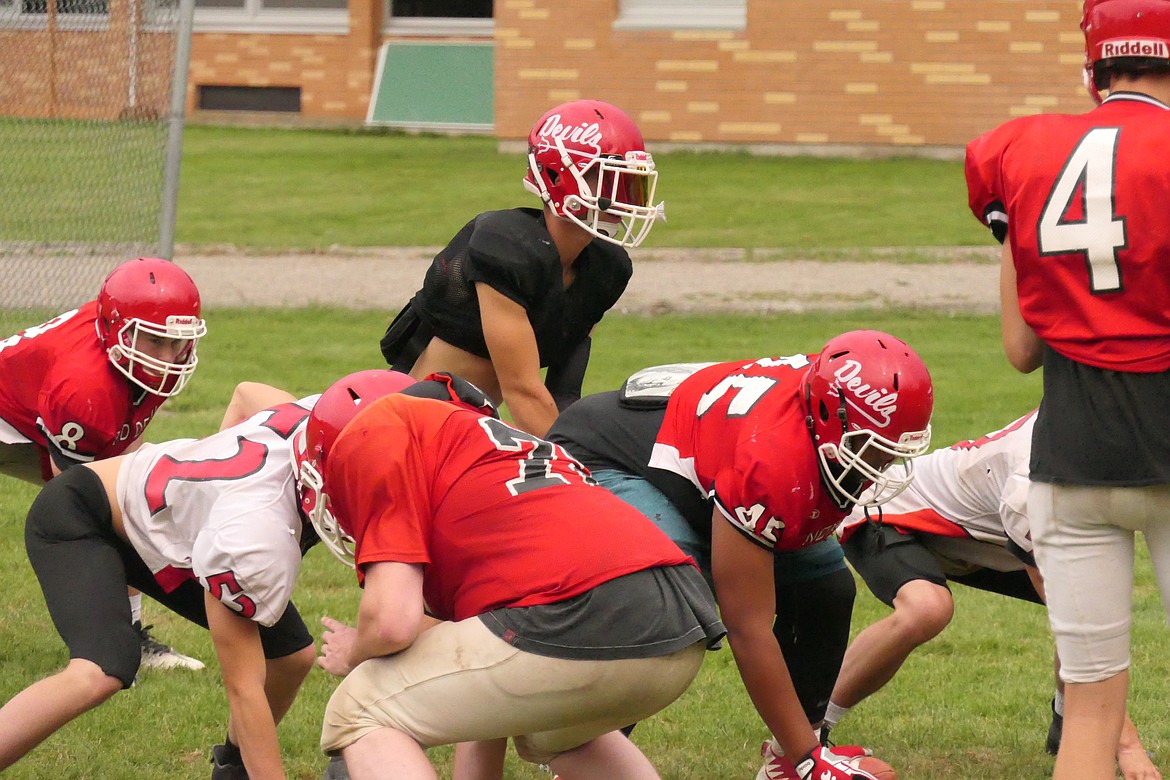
[1082,0,1170,102]
[292,369,417,564]
[95,258,206,398]
[803,330,934,508]
[523,99,664,248]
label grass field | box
[5,121,984,250]
[174,126,989,250]
[1,126,1166,779]
[2,307,1166,780]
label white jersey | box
[839,411,1036,555]
[117,396,319,627]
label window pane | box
[616,0,745,30]
[21,0,109,11]
[58,0,108,12]
[391,0,489,18]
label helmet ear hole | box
[818,399,831,424]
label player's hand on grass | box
[1118,748,1162,780]
[317,616,358,678]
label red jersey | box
[648,356,846,552]
[325,394,694,622]
[965,93,1170,371]
[0,302,166,480]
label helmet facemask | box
[290,369,418,567]
[523,99,665,249]
[291,429,357,565]
[803,330,934,510]
[527,137,662,249]
[816,408,932,508]
[104,314,205,397]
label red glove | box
[795,745,881,780]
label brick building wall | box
[188,0,380,118]
[4,1,1093,149]
[495,1,1088,149]
[0,3,175,120]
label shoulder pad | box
[619,362,717,409]
[406,372,499,418]
[468,209,557,265]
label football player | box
[966,2,1170,778]
[544,330,934,780]
[378,98,664,437]
[0,257,207,672]
[0,370,490,779]
[825,411,1160,780]
[299,372,725,780]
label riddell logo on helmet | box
[833,359,897,428]
[1100,38,1169,58]
[166,315,201,326]
[536,114,603,156]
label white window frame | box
[614,0,745,31]
[193,0,347,35]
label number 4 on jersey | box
[1037,127,1127,293]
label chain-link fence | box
[0,0,190,334]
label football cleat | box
[136,621,205,671]
[1046,697,1063,756]
[210,743,247,780]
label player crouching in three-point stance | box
[545,330,934,780]
[0,369,487,779]
[824,411,1160,780]
[0,257,207,672]
[0,377,327,779]
[298,371,726,780]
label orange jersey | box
[325,395,695,622]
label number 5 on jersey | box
[205,570,257,619]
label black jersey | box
[382,208,632,370]
[547,391,713,531]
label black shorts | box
[25,466,313,688]
[842,521,1043,608]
